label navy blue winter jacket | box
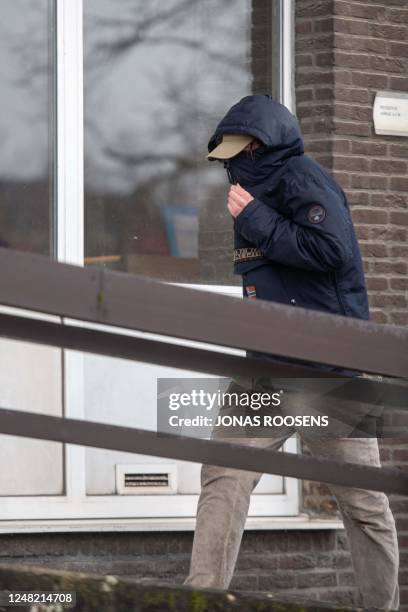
[208,95,370,323]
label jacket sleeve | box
[234,175,353,272]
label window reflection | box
[0,0,55,256]
[84,0,275,283]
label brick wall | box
[295,0,408,608]
[295,0,408,326]
[0,530,358,608]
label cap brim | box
[207,135,253,160]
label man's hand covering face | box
[227,184,254,218]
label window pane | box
[0,336,63,496]
[0,0,56,256]
[0,2,63,499]
[84,0,277,284]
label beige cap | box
[207,133,253,160]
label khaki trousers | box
[184,379,400,611]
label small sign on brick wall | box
[373,91,408,137]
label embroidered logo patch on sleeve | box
[245,285,257,299]
[307,204,326,224]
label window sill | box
[0,515,343,534]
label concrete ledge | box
[0,562,364,611]
[0,516,344,534]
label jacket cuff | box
[234,198,263,234]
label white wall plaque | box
[373,91,408,137]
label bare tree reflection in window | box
[0,0,55,255]
[84,0,255,284]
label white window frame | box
[0,0,345,532]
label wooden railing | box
[0,247,407,495]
